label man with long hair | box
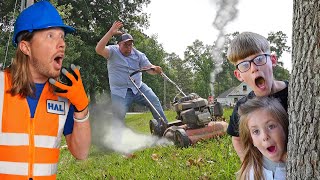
[0,1,91,179]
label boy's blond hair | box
[227,32,270,64]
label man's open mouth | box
[54,55,63,68]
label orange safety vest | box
[0,71,70,180]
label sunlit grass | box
[57,108,240,179]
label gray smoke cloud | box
[91,95,172,155]
[210,0,239,96]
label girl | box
[237,97,288,180]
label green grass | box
[57,108,240,179]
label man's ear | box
[270,54,278,67]
[234,69,243,82]
[19,40,31,56]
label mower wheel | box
[174,129,190,148]
[164,126,181,141]
[149,119,163,137]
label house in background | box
[216,82,252,106]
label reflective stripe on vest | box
[0,71,69,179]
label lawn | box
[57,108,240,179]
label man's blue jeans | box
[111,83,168,127]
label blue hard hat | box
[12,0,75,47]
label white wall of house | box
[217,96,245,106]
[216,82,253,106]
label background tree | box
[0,0,153,104]
[0,0,292,109]
[0,1,16,31]
[164,52,193,105]
[267,31,291,60]
[57,0,151,104]
[184,40,214,98]
[267,31,291,81]
[213,32,240,96]
[0,0,18,69]
[131,31,168,105]
[287,0,320,179]
[273,65,290,81]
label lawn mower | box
[129,69,228,148]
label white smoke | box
[210,0,239,96]
[91,96,172,155]
[103,121,172,154]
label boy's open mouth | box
[267,145,276,153]
[255,76,266,89]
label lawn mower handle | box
[129,68,154,77]
[160,73,187,97]
[129,68,187,97]
[129,69,167,127]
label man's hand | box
[144,65,162,75]
[109,21,123,36]
[152,65,163,74]
[49,64,89,112]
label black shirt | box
[227,81,288,137]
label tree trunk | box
[287,0,320,179]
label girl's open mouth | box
[267,145,276,153]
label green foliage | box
[58,108,240,179]
[0,1,18,32]
[267,31,291,61]
[56,0,153,104]
[273,65,290,81]
[58,0,150,45]
[212,33,240,96]
[165,52,193,97]
[184,40,214,97]
[131,31,168,103]
[0,31,15,69]
[0,0,291,107]
[214,59,239,96]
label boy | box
[226,32,288,161]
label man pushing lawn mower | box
[95,21,168,131]
[96,21,227,147]
[129,69,228,148]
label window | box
[243,85,247,91]
[234,98,238,103]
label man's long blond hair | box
[237,97,288,180]
[227,32,270,64]
[5,31,35,97]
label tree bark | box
[287,0,320,179]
